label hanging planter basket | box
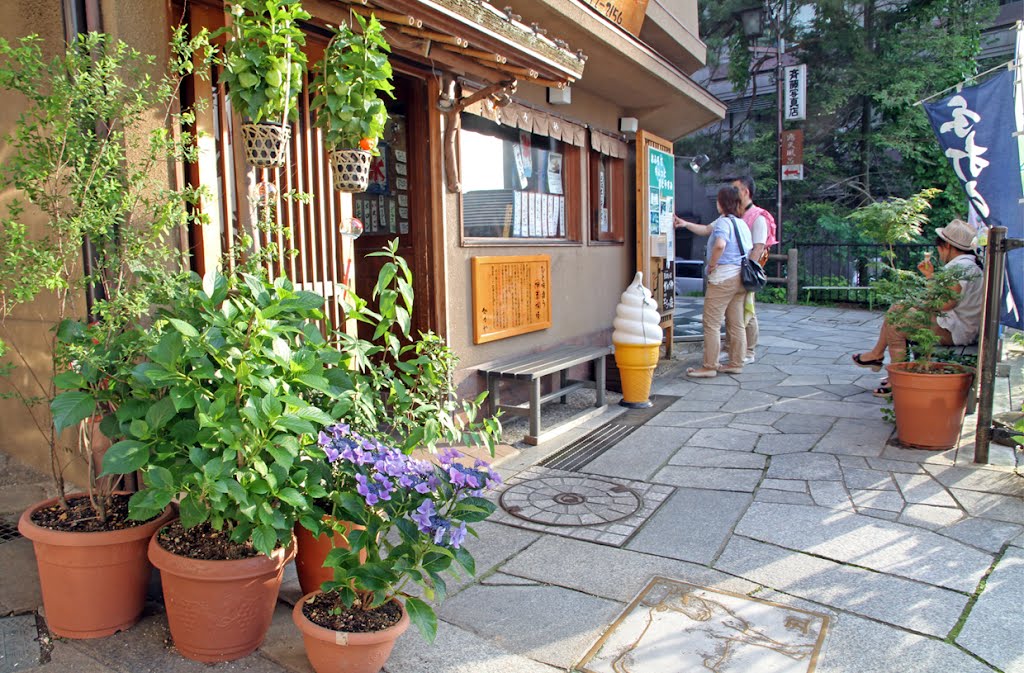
[240,121,292,168]
[329,149,372,192]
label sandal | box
[873,384,892,398]
[852,354,884,372]
[687,368,718,378]
[719,366,743,374]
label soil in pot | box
[149,520,294,663]
[293,591,410,673]
[302,592,402,632]
[887,361,973,450]
[18,494,173,639]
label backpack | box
[747,205,778,248]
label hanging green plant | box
[311,13,394,191]
[219,0,310,167]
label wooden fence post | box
[787,248,798,304]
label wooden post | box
[787,248,799,304]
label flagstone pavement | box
[0,301,1021,673]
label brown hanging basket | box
[240,121,291,168]
[329,148,372,192]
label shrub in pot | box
[103,270,345,662]
[292,242,501,594]
[851,189,977,449]
[293,424,501,673]
[220,0,309,167]
[311,14,394,192]
[0,30,210,639]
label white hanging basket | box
[240,122,291,168]
[329,149,372,192]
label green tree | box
[679,0,997,245]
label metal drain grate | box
[541,395,680,471]
[0,517,22,544]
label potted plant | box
[291,242,501,595]
[0,30,210,639]
[102,269,344,662]
[220,0,309,167]
[293,424,501,673]
[311,14,394,192]
[850,189,976,449]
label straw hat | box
[934,219,977,251]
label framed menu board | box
[472,255,552,344]
[635,131,675,354]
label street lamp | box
[734,2,784,249]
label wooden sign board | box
[579,0,649,36]
[472,255,552,344]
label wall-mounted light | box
[547,86,571,105]
[680,154,710,173]
[619,117,638,134]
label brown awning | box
[306,0,586,87]
[462,91,587,146]
[590,130,628,158]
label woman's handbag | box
[729,215,768,292]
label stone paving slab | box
[865,457,926,474]
[0,614,39,673]
[955,546,1024,672]
[767,454,843,481]
[645,411,736,428]
[755,434,822,455]
[581,426,696,482]
[668,447,766,469]
[841,468,896,490]
[625,488,752,565]
[384,620,563,673]
[734,502,992,593]
[893,473,959,507]
[950,488,1024,525]
[923,464,1024,497]
[715,537,967,637]
[849,489,904,512]
[754,490,816,505]
[651,466,764,493]
[686,427,761,452]
[814,418,895,457]
[898,504,965,530]
[938,518,1024,553]
[437,583,622,669]
[0,539,41,616]
[771,413,836,435]
[499,534,758,602]
[761,478,808,492]
[771,398,883,421]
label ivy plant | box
[0,29,212,521]
[104,271,346,556]
[311,13,394,153]
[220,0,310,124]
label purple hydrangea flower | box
[448,521,467,549]
[411,500,435,534]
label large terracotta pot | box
[292,591,410,673]
[148,525,296,663]
[887,362,974,450]
[294,519,363,596]
[17,494,174,639]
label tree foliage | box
[679,0,998,245]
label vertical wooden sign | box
[635,130,676,317]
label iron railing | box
[797,242,933,306]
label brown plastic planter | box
[292,591,410,673]
[294,519,363,596]
[148,525,295,663]
[18,494,174,639]
[887,362,974,450]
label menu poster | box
[512,191,522,237]
[394,149,407,163]
[519,131,533,177]
[512,144,528,189]
[398,194,408,207]
[396,161,407,176]
[559,197,566,236]
[399,221,409,234]
[547,152,563,195]
[379,197,389,233]
[396,177,409,191]
[389,199,398,230]
[547,195,558,236]
[540,194,549,236]
[399,207,409,219]
[370,199,379,231]
[529,193,539,237]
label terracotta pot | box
[887,362,974,450]
[148,525,296,662]
[292,591,410,673]
[17,494,174,639]
[294,519,363,596]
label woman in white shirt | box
[851,219,984,396]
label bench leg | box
[559,370,568,404]
[529,378,542,440]
[487,373,501,417]
[595,355,606,407]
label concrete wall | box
[0,0,174,485]
[445,80,636,394]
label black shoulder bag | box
[729,215,767,292]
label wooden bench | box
[478,345,612,446]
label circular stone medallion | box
[499,476,641,527]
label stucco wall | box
[445,80,636,394]
[0,0,173,484]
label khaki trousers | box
[703,274,747,369]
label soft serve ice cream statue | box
[612,272,662,408]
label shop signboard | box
[578,0,649,36]
[635,130,676,339]
[781,129,804,181]
[471,255,552,344]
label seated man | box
[851,219,984,396]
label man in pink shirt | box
[728,177,775,364]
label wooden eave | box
[305,0,586,87]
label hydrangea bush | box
[316,424,500,641]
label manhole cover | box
[500,475,642,526]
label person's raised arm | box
[674,215,713,237]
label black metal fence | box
[798,242,933,307]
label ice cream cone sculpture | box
[612,272,662,408]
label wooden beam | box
[348,5,422,27]
[398,26,465,47]
[455,47,507,63]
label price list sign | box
[472,255,552,344]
